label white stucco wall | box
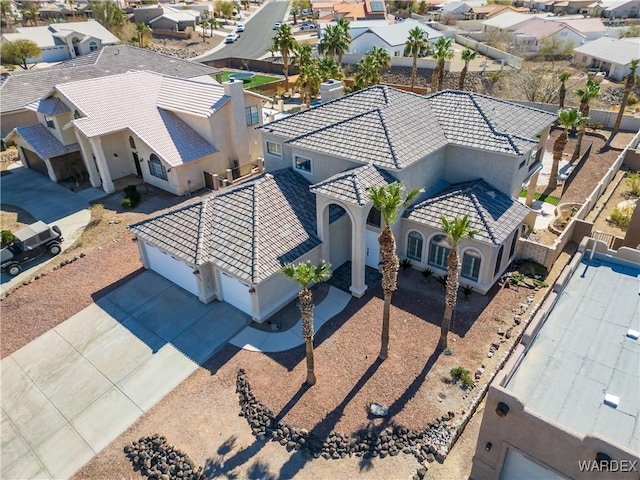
[393,148,447,194]
[329,213,352,269]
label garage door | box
[500,449,565,480]
[219,271,253,315]
[21,147,49,176]
[145,243,199,297]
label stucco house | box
[133,4,201,31]
[513,17,586,52]
[588,0,640,17]
[572,36,640,80]
[1,20,119,65]
[129,86,555,323]
[4,72,265,195]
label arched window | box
[509,229,519,258]
[494,245,504,277]
[89,41,98,52]
[428,235,450,270]
[148,154,168,180]
[129,136,136,149]
[461,250,481,282]
[406,231,423,261]
[366,207,381,228]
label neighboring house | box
[1,20,119,65]
[332,0,387,21]
[130,86,555,322]
[572,36,640,80]
[347,19,444,56]
[548,17,607,40]
[4,72,265,195]
[589,0,640,17]
[464,5,529,20]
[133,4,201,30]
[470,241,640,480]
[482,11,536,33]
[437,1,473,21]
[0,45,222,139]
[513,17,586,52]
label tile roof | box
[129,169,321,283]
[2,20,119,48]
[1,45,221,114]
[260,87,553,169]
[573,37,640,66]
[6,124,80,159]
[310,163,397,206]
[404,180,530,245]
[26,97,71,115]
[362,19,443,47]
[482,11,532,29]
[56,71,222,167]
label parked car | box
[236,23,245,32]
[225,33,239,43]
[1,221,63,276]
[273,22,281,30]
[301,8,313,15]
[299,22,317,30]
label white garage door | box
[219,271,253,315]
[145,243,199,297]
[500,448,565,480]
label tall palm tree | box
[280,260,332,386]
[571,77,600,162]
[547,108,582,191]
[208,17,220,37]
[296,62,321,107]
[404,27,429,92]
[458,48,476,91]
[317,24,338,61]
[438,215,478,351]
[369,45,391,79]
[354,48,389,89]
[317,56,343,81]
[318,22,351,67]
[558,71,570,109]
[369,182,423,360]
[431,37,454,92]
[272,23,297,91]
[135,23,150,48]
[292,43,313,68]
[604,59,638,149]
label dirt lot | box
[590,170,639,238]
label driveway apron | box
[0,272,249,479]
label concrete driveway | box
[1,272,249,479]
[1,166,92,292]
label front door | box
[132,152,142,177]
[365,230,380,269]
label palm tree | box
[0,0,10,22]
[458,48,476,91]
[292,43,313,68]
[208,17,220,37]
[354,48,389,89]
[604,59,639,149]
[317,24,338,61]
[272,23,297,90]
[438,215,478,351]
[369,182,423,360]
[547,108,582,190]
[318,22,351,67]
[404,27,429,92]
[135,23,150,48]
[280,260,332,386]
[317,56,343,81]
[571,77,600,161]
[296,62,321,107]
[431,37,453,92]
[369,45,391,79]
[558,71,570,109]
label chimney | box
[223,79,251,168]
[320,79,344,103]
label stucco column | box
[316,199,331,262]
[43,158,58,183]
[195,263,216,304]
[77,134,101,188]
[89,137,115,193]
[525,169,540,208]
[138,241,150,268]
[350,207,367,298]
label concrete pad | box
[1,411,34,473]
[1,357,32,402]
[76,187,107,202]
[229,327,268,352]
[117,344,197,412]
[34,424,94,479]
[71,386,143,452]
[12,330,80,383]
[2,381,67,448]
[54,303,122,353]
[1,448,49,480]
[259,328,303,353]
[104,271,170,314]
[35,354,112,419]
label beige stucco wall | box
[329,213,352,269]
[1,110,38,139]
[393,148,447,194]
[288,146,361,185]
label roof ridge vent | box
[604,393,619,408]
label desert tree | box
[1,39,40,69]
[603,59,638,149]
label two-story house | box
[4,72,266,195]
[129,86,555,323]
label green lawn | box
[519,189,560,205]
[218,71,279,90]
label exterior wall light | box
[485,442,492,452]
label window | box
[494,245,504,277]
[461,250,481,281]
[509,230,518,258]
[149,154,168,180]
[245,105,259,126]
[295,155,312,172]
[428,235,450,270]
[89,41,98,52]
[367,207,381,228]
[129,136,136,149]
[407,231,424,261]
[45,116,55,129]
[266,141,282,156]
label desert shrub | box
[462,284,473,298]
[400,258,413,269]
[626,172,640,197]
[122,186,141,209]
[421,267,433,278]
[608,205,634,229]
[627,93,638,106]
[1,230,15,248]
[436,274,448,288]
[450,366,473,387]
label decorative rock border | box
[124,434,202,480]
[548,202,582,235]
[235,369,454,467]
